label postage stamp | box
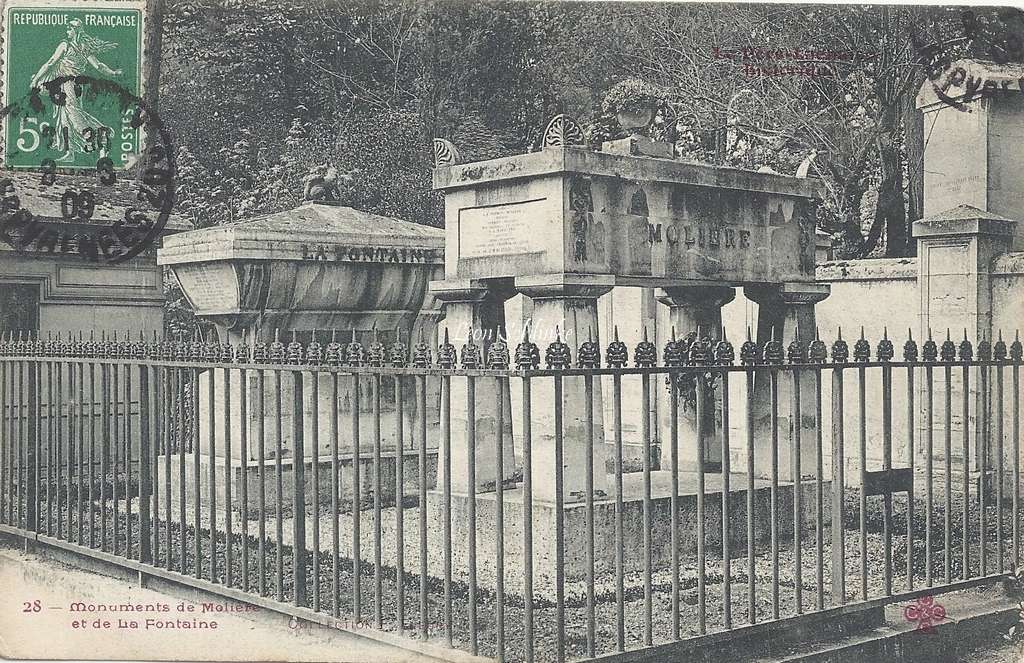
[1,0,146,170]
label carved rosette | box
[433,138,461,167]
[542,114,585,147]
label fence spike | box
[543,326,572,369]
[606,326,628,368]
[635,325,657,367]
[809,329,828,363]
[853,329,871,362]
[514,326,540,370]
[1010,331,1023,362]
[904,329,919,362]
[877,328,894,361]
[958,330,974,362]
[994,331,1008,361]
[460,326,482,369]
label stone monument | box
[157,199,445,504]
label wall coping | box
[816,257,918,282]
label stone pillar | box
[914,208,1020,480]
[656,286,736,473]
[430,279,516,493]
[746,282,830,481]
[515,273,614,502]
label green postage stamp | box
[2,0,146,170]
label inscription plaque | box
[459,199,548,258]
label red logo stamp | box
[904,596,946,633]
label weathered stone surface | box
[435,146,824,286]
[917,59,1024,248]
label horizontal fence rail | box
[0,326,1021,662]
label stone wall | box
[505,254,1024,484]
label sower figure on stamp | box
[29,18,123,163]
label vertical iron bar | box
[419,375,429,640]
[980,362,988,577]
[586,372,597,657]
[769,369,779,619]
[28,359,38,536]
[996,363,1004,573]
[56,359,61,540]
[239,367,248,592]
[352,372,362,624]
[224,367,233,587]
[112,361,119,553]
[670,372,680,638]
[962,364,970,578]
[372,373,382,629]
[882,363,893,597]
[1,361,6,526]
[906,363,915,591]
[747,367,757,621]
[553,374,565,663]
[292,369,307,608]
[722,370,732,629]
[697,372,707,633]
[89,362,96,548]
[208,367,217,582]
[792,366,803,613]
[643,370,651,639]
[395,374,405,632]
[521,375,534,663]
[193,368,202,579]
[467,374,477,653]
[944,364,952,584]
[275,369,284,599]
[257,369,266,596]
[75,362,83,545]
[613,371,626,647]
[925,364,934,587]
[496,376,506,659]
[100,361,108,550]
[858,365,867,600]
[176,369,185,573]
[330,372,340,617]
[139,364,151,564]
[1013,362,1020,569]
[125,363,134,559]
[44,360,50,536]
[814,367,824,610]
[311,371,319,611]
[442,374,453,647]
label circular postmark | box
[0,74,175,265]
[911,8,1024,111]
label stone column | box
[746,282,830,481]
[914,208,1020,485]
[656,286,736,473]
[515,273,615,503]
[430,279,516,494]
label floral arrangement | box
[601,78,664,117]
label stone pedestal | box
[516,273,613,502]
[657,286,736,473]
[746,282,830,481]
[914,207,1020,481]
[431,279,516,494]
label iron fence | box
[0,326,1021,662]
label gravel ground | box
[7,478,1023,663]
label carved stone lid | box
[158,201,443,265]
